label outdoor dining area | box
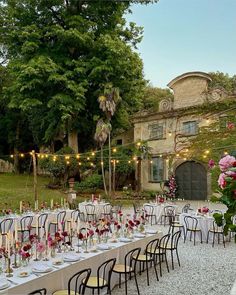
[0,196,233,295]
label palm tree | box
[94,119,110,196]
[98,84,121,197]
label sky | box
[126,0,236,88]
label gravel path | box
[112,226,236,295]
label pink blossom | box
[218,173,227,189]
[219,155,236,172]
[208,159,215,169]
[36,242,45,253]
[227,122,235,130]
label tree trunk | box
[101,145,108,196]
[14,121,20,173]
[68,129,78,153]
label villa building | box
[114,71,234,200]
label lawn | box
[0,173,66,211]
[0,173,135,212]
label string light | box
[20,153,24,158]
[78,162,82,166]
[87,157,90,160]
[10,155,14,158]
[176,154,180,157]
[136,142,141,147]
[101,161,104,165]
[91,152,95,156]
[159,154,162,158]
[224,151,228,155]
[133,156,137,161]
[66,161,70,165]
[76,154,80,159]
[90,163,94,167]
[65,155,70,160]
[168,132,172,136]
[112,148,117,153]
[150,160,153,164]
[128,160,131,164]
[205,150,210,154]
[203,155,207,158]
[116,160,119,163]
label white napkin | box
[0,279,9,289]
[97,244,111,250]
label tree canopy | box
[0,0,157,155]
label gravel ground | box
[112,225,236,295]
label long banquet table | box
[0,231,163,295]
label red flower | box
[78,233,84,240]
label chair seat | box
[209,229,223,233]
[113,264,133,273]
[187,227,201,232]
[172,223,183,227]
[52,290,72,295]
[133,254,152,261]
[83,277,107,288]
[147,248,165,255]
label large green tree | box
[0,0,157,153]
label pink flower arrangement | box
[208,159,215,169]
[198,207,209,214]
[219,155,236,172]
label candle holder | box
[5,258,13,277]
[34,244,39,261]
[43,241,49,261]
[12,242,19,268]
[83,239,88,253]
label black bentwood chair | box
[184,215,202,245]
[85,204,96,222]
[164,230,181,270]
[52,268,91,295]
[49,211,66,233]
[28,288,47,295]
[82,258,116,295]
[132,239,159,286]
[207,220,225,247]
[113,247,141,295]
[18,215,33,242]
[144,204,157,225]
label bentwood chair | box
[164,230,181,270]
[207,220,225,247]
[49,211,66,234]
[0,218,13,236]
[28,288,47,295]
[113,247,141,295]
[52,268,91,295]
[144,204,157,225]
[18,215,33,242]
[168,212,184,236]
[184,216,202,245]
[133,202,142,218]
[31,213,48,234]
[66,209,84,234]
[100,204,112,219]
[160,206,176,226]
[85,204,96,222]
[111,203,122,219]
[132,239,159,286]
[82,258,116,295]
[146,233,171,277]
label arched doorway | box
[175,161,207,200]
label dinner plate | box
[134,233,146,238]
[32,264,53,273]
[145,229,158,234]
[0,281,10,290]
[97,244,111,250]
[63,254,80,262]
[119,237,132,243]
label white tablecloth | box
[79,201,110,219]
[0,231,162,295]
[180,213,215,242]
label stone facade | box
[116,71,233,199]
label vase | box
[21,258,29,268]
[50,247,56,258]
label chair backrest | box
[20,215,33,230]
[68,268,91,295]
[144,204,154,216]
[164,205,175,215]
[97,258,116,289]
[38,213,48,228]
[182,204,191,213]
[158,233,171,250]
[57,211,66,224]
[0,218,13,234]
[103,204,112,215]
[28,288,47,295]
[85,204,95,215]
[145,238,159,256]
[125,247,141,272]
[133,202,141,214]
[71,209,80,222]
[170,230,181,249]
[184,215,198,230]
[212,220,224,232]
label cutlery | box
[7,279,19,286]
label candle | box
[40,226,43,240]
[14,220,18,242]
[7,233,10,258]
[45,220,48,241]
[36,217,39,236]
[50,199,54,210]
[35,200,38,211]
[19,201,22,214]
[60,198,63,207]
[68,222,71,236]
